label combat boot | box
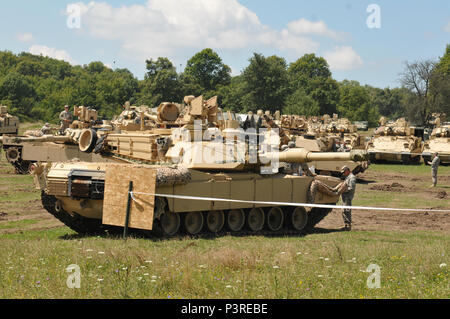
[343,223,352,231]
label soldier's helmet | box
[288,141,295,148]
[281,144,289,151]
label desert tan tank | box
[320,116,366,151]
[422,123,450,164]
[0,106,19,135]
[275,114,369,176]
[0,106,113,174]
[32,97,368,237]
[367,117,423,164]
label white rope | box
[129,191,450,213]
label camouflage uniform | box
[431,155,440,187]
[41,123,52,135]
[59,109,73,132]
[342,172,356,225]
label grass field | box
[0,140,449,299]
[0,228,448,299]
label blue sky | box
[0,0,449,88]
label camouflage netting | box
[156,166,191,187]
[307,179,347,203]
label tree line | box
[0,46,448,126]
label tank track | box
[41,191,104,235]
[146,207,334,239]
[12,160,32,174]
[41,191,334,238]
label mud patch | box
[436,191,447,199]
[370,182,405,192]
[0,212,7,220]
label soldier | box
[427,152,440,187]
[338,165,356,231]
[59,105,73,133]
[41,123,52,135]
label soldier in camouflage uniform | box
[59,105,73,133]
[340,165,356,231]
[427,152,440,187]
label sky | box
[0,0,449,88]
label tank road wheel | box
[183,211,204,235]
[226,209,245,232]
[206,210,225,233]
[246,208,265,232]
[266,207,284,231]
[160,212,181,236]
[289,207,308,231]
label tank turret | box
[0,105,19,135]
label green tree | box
[184,48,231,93]
[138,57,181,106]
[429,44,450,116]
[399,59,437,125]
[283,88,319,116]
[337,80,379,126]
[242,53,289,113]
[0,72,36,119]
[288,54,339,115]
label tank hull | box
[367,136,423,164]
[422,137,450,164]
[38,161,343,237]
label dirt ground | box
[0,162,449,234]
[317,169,450,232]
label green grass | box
[369,163,450,175]
[352,190,450,209]
[0,229,447,299]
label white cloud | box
[287,18,344,40]
[68,0,347,62]
[29,45,77,65]
[324,46,363,70]
[17,32,34,43]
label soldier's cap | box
[340,165,350,173]
[64,105,69,108]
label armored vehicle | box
[33,96,368,237]
[0,106,111,174]
[0,106,19,135]
[422,124,450,164]
[367,118,423,164]
[354,121,368,131]
[320,116,366,151]
[278,114,369,176]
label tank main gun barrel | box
[2,135,72,143]
[263,149,368,164]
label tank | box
[320,116,366,151]
[422,123,450,164]
[0,105,19,135]
[32,97,368,238]
[277,114,369,176]
[0,106,112,174]
[367,117,423,164]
